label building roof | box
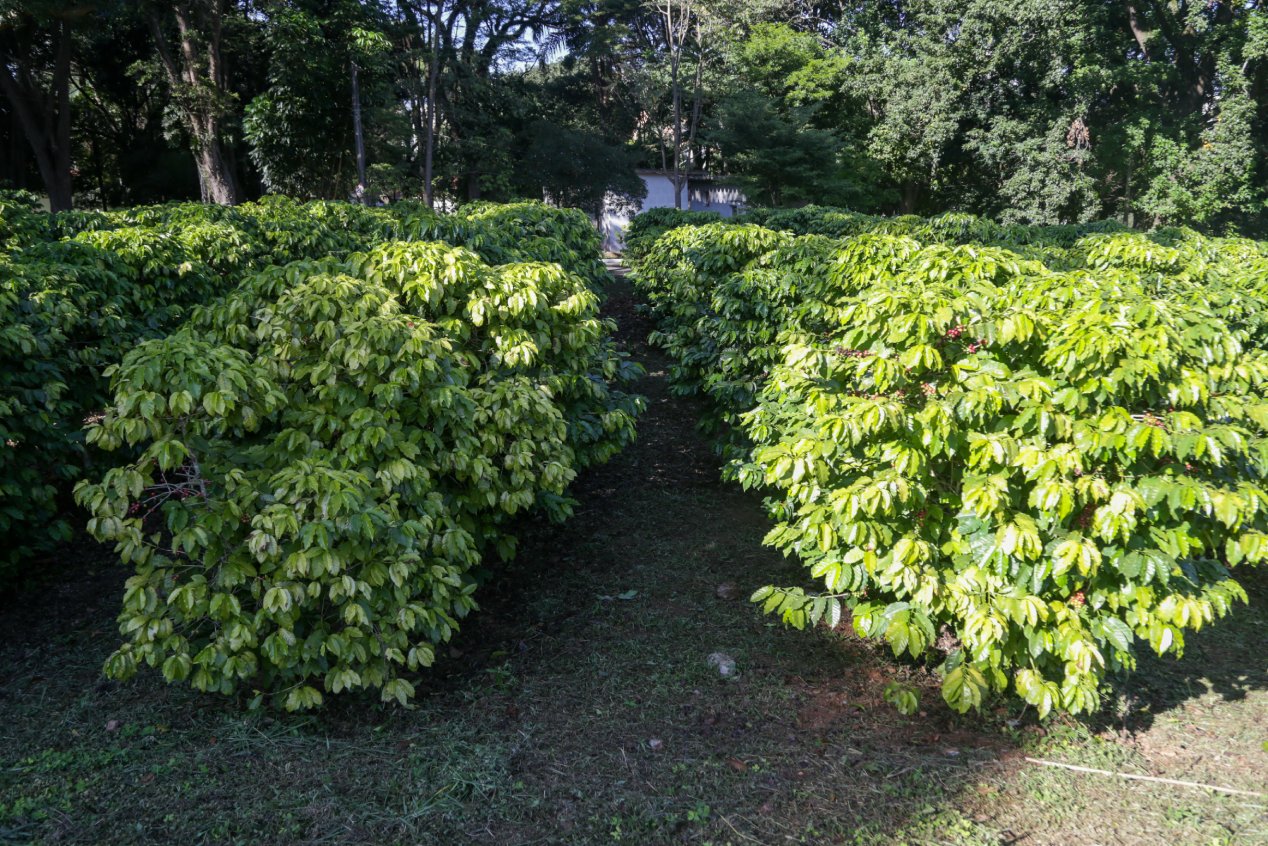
[635,168,739,185]
[639,167,730,181]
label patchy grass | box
[967,575,1268,846]
[0,276,1265,846]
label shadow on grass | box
[1093,566,1268,735]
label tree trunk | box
[0,18,75,210]
[44,158,73,212]
[670,91,683,208]
[424,15,438,209]
[901,180,919,214]
[687,45,704,167]
[51,15,72,209]
[194,137,237,204]
[1123,1,1150,59]
[663,0,686,209]
[1124,154,1134,228]
[149,1,241,205]
[1134,0,1215,113]
[351,61,367,201]
[670,53,683,209]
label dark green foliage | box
[243,1,397,198]
[5,0,1268,230]
[711,23,888,209]
[518,118,646,215]
[451,201,611,286]
[1,212,259,580]
[0,190,50,249]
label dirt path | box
[0,273,1264,846]
[429,271,1013,843]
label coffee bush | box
[75,240,641,708]
[630,209,1268,716]
[2,197,629,589]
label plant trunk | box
[670,59,683,209]
[351,62,367,202]
[1124,155,1134,228]
[687,38,704,166]
[664,1,685,210]
[51,16,72,210]
[44,160,73,212]
[194,136,237,204]
[901,180,919,214]
[0,18,75,210]
[149,2,241,205]
[424,17,438,209]
[1123,1,1150,59]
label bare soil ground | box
[0,275,1264,845]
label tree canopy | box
[0,0,1263,230]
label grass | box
[0,276,1265,845]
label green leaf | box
[942,664,988,713]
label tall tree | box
[244,2,393,199]
[510,59,645,214]
[654,0,696,208]
[841,0,1267,225]
[0,1,83,210]
[146,0,242,204]
[0,0,1259,230]
[1110,0,1268,226]
[710,22,886,208]
[400,0,562,199]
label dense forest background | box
[1,0,1265,231]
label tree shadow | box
[1090,566,1268,735]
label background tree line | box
[1,0,1265,230]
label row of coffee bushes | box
[738,206,1127,249]
[76,240,641,709]
[2,202,290,575]
[630,211,1268,716]
[639,203,1268,275]
[1,194,619,582]
[620,207,724,265]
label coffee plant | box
[1,197,630,589]
[1,229,244,578]
[621,207,724,265]
[630,208,1268,717]
[75,239,639,709]
[0,190,50,249]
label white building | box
[600,169,746,252]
